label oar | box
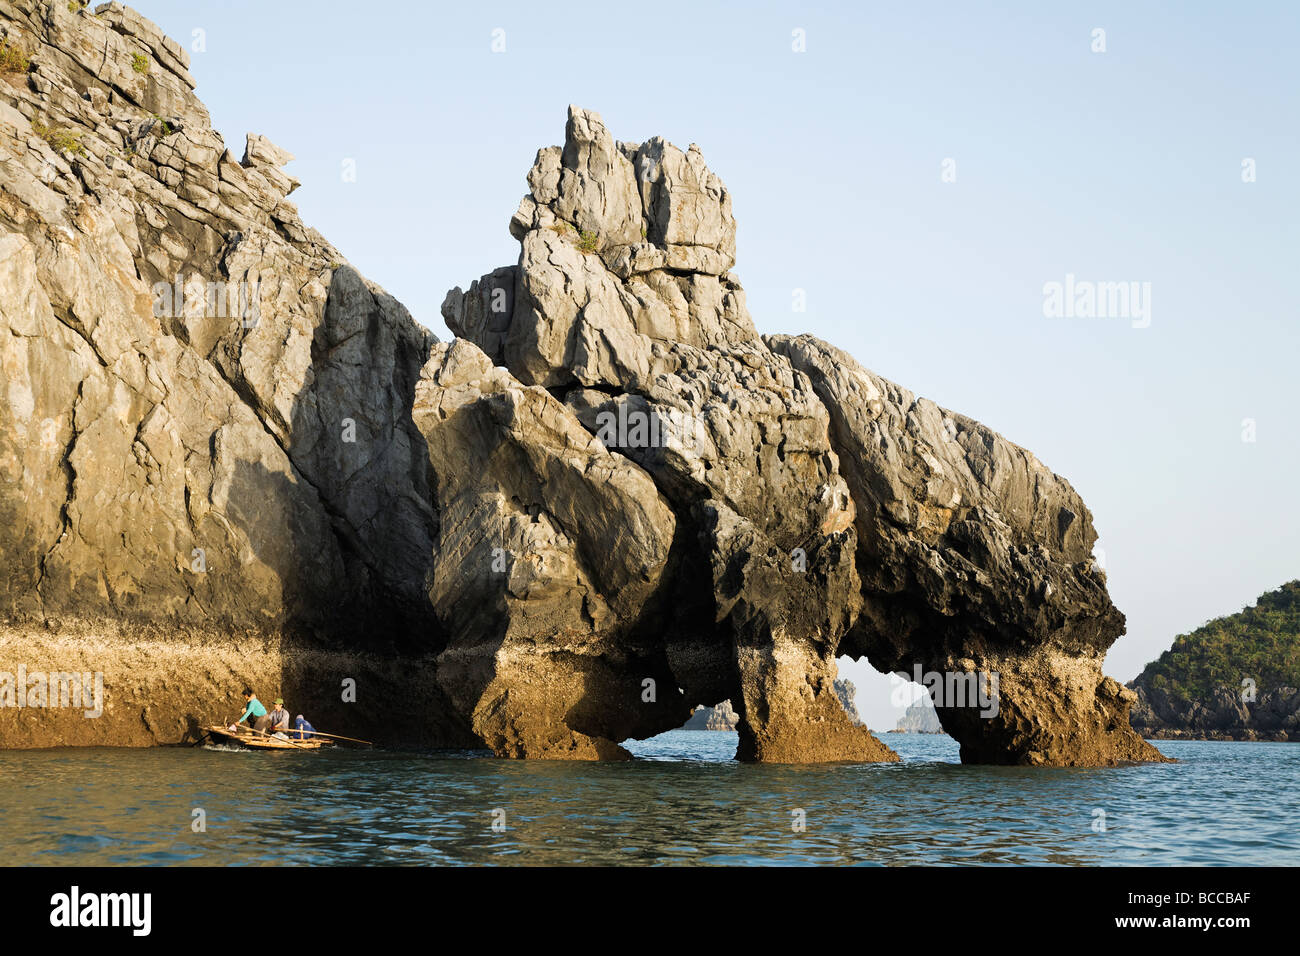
[294,729,373,747]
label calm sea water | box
[0,733,1294,865]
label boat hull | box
[204,726,324,750]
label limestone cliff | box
[443,106,891,762]
[0,0,469,747]
[1,2,1163,766]
[834,677,864,726]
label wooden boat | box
[204,725,325,750]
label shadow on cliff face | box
[223,267,474,749]
[181,714,205,745]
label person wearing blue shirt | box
[291,715,316,741]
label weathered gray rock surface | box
[0,0,467,747]
[445,104,1162,765]
[444,105,894,763]
[1,3,1162,765]
[411,338,680,758]
[764,335,1166,764]
[834,677,864,726]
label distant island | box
[892,697,946,734]
[684,679,863,731]
[1128,581,1300,741]
[682,700,740,731]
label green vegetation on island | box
[1129,581,1300,741]
[1135,581,1300,701]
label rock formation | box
[682,700,739,731]
[764,336,1167,765]
[834,677,864,726]
[1130,685,1300,741]
[894,698,945,734]
[441,106,893,763]
[443,105,1163,766]
[0,0,470,747]
[1,2,1164,766]
[410,339,681,759]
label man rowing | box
[234,688,270,735]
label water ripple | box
[0,733,1294,865]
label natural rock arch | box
[439,105,1165,766]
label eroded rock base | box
[0,624,474,749]
[927,649,1170,766]
[734,638,899,762]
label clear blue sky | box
[134,0,1299,730]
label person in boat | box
[236,688,271,735]
[267,698,290,735]
[290,715,316,741]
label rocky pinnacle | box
[442,104,1166,766]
